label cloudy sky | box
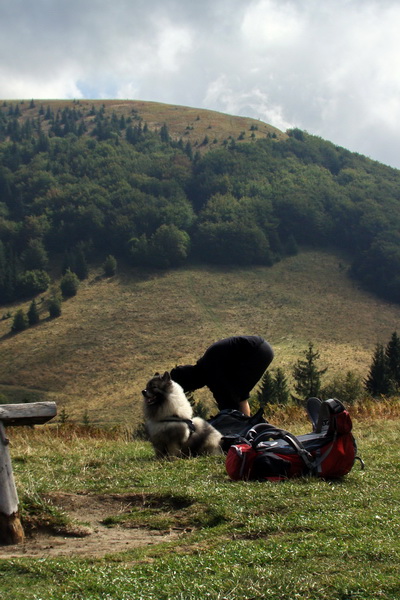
[1,0,400,169]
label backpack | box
[225,398,364,481]
[208,407,266,452]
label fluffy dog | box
[142,371,222,458]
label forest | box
[1,99,400,305]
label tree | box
[147,224,190,269]
[257,367,290,406]
[194,221,271,266]
[74,247,89,280]
[20,239,48,271]
[385,331,400,390]
[58,407,69,424]
[48,296,61,318]
[11,309,28,332]
[128,234,149,266]
[103,254,117,277]
[82,410,91,427]
[257,370,274,406]
[272,367,290,405]
[16,270,50,299]
[292,342,327,404]
[60,269,79,298]
[160,123,170,144]
[27,299,40,326]
[364,343,392,397]
[322,370,364,405]
[0,242,16,304]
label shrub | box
[103,254,117,277]
[20,239,49,271]
[48,296,62,318]
[11,309,29,332]
[60,269,79,298]
[16,269,50,299]
[27,299,40,326]
[147,225,190,269]
[322,370,364,405]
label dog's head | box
[142,371,172,406]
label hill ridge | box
[2,98,287,151]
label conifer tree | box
[103,254,117,277]
[185,141,193,160]
[62,250,74,275]
[385,331,400,390]
[258,368,290,405]
[272,367,290,405]
[27,299,40,326]
[257,370,274,406]
[160,123,170,143]
[48,296,62,318]
[58,407,69,424]
[11,309,29,332]
[365,342,392,396]
[74,247,89,280]
[292,342,327,403]
[60,269,79,298]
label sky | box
[1,0,400,169]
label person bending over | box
[171,335,274,417]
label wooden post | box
[0,401,57,546]
[0,421,24,544]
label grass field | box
[0,407,399,600]
[1,250,400,427]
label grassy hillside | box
[1,250,399,425]
[5,98,286,150]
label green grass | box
[1,414,399,600]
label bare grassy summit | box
[0,250,399,426]
[9,98,285,151]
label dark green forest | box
[1,100,400,305]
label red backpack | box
[225,398,364,481]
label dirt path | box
[0,493,179,558]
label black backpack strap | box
[159,417,196,434]
[306,397,322,431]
[310,397,346,433]
[248,424,316,471]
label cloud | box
[0,0,400,168]
[241,0,303,48]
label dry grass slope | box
[1,250,399,426]
[7,98,286,151]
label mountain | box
[2,98,400,307]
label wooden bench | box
[0,401,57,545]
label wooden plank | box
[0,401,57,426]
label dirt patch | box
[0,493,181,558]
